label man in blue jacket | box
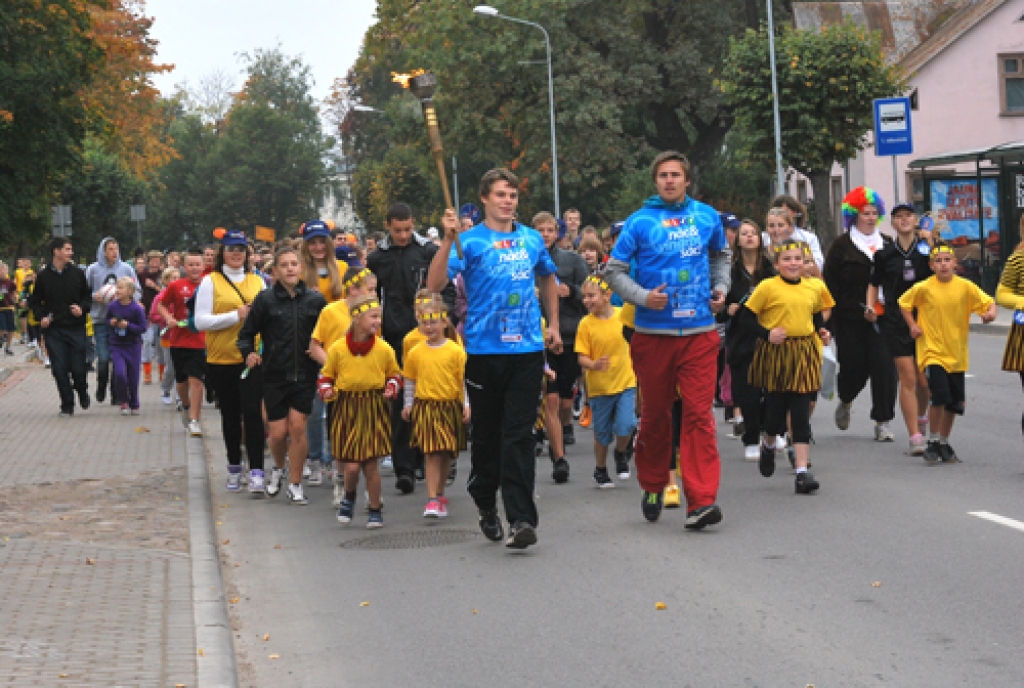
[85,237,140,403]
[604,151,731,530]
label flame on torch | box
[391,69,426,89]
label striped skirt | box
[1002,323,1024,371]
[411,398,467,455]
[749,335,822,394]
[329,390,391,463]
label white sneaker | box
[266,467,285,497]
[307,461,322,486]
[874,423,895,442]
[744,445,760,462]
[302,462,311,479]
[380,455,393,473]
[43,356,50,368]
[287,483,307,505]
[161,393,172,405]
[248,469,265,494]
[188,420,202,437]
[332,472,344,508]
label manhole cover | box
[341,528,480,550]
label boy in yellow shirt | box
[576,276,637,488]
[899,243,996,464]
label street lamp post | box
[767,0,785,195]
[473,5,560,217]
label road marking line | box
[969,511,1024,532]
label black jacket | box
[824,233,891,322]
[29,262,91,329]
[367,232,454,358]
[237,280,326,384]
[722,256,776,365]
[546,245,589,341]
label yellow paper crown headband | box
[419,311,449,321]
[773,239,806,256]
[585,275,610,291]
[350,300,380,317]
[930,245,954,258]
[415,296,435,305]
[344,268,371,288]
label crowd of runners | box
[11,150,1023,550]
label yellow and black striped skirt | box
[749,335,822,394]
[1002,323,1024,371]
[329,390,391,463]
[411,398,467,455]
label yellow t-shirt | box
[322,336,400,392]
[311,300,351,352]
[206,273,265,365]
[403,328,428,362]
[898,275,994,372]
[746,276,835,338]
[403,339,467,402]
[316,260,349,304]
[14,268,33,297]
[575,312,636,397]
[618,302,636,329]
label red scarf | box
[346,329,375,357]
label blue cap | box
[557,219,567,240]
[459,203,480,223]
[609,221,625,238]
[891,203,916,216]
[220,229,248,247]
[300,220,330,241]
[719,212,741,230]
[335,244,361,267]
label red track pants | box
[631,330,721,510]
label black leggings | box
[206,363,265,469]
[833,317,896,423]
[730,359,764,445]
[764,392,814,444]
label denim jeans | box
[93,321,112,395]
[45,326,89,413]
[307,395,328,466]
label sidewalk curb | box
[186,428,239,688]
[0,367,12,386]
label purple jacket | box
[106,300,147,346]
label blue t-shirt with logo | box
[448,222,557,355]
[610,195,726,332]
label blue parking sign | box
[874,97,913,157]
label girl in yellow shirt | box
[745,240,834,494]
[318,293,401,528]
[401,294,469,519]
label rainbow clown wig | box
[841,187,886,230]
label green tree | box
[721,21,904,246]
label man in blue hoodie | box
[604,151,731,530]
[86,237,141,403]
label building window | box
[999,54,1024,115]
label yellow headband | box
[585,275,610,291]
[930,245,954,258]
[773,240,804,256]
[350,301,380,316]
[344,268,371,288]
[419,311,448,321]
[415,296,434,305]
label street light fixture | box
[473,4,560,217]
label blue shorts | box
[590,387,637,446]
[0,309,14,333]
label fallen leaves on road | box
[222,539,229,545]
[85,557,95,565]
[230,597,239,604]
[269,654,280,660]
[655,602,667,610]
[274,544,281,549]
[134,427,150,433]
[59,674,68,678]
[198,648,204,656]
[360,601,370,607]
[472,609,478,614]
[871,581,882,588]
[263,634,270,641]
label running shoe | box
[437,496,449,518]
[908,433,926,456]
[446,461,457,487]
[395,473,415,494]
[287,483,307,504]
[663,483,681,508]
[188,420,202,437]
[684,504,723,530]
[175,400,183,412]
[266,467,284,497]
[77,389,90,410]
[613,450,630,480]
[226,465,242,492]
[130,409,139,416]
[834,401,852,431]
[759,442,776,478]
[307,461,322,486]
[161,394,172,405]
[593,467,614,489]
[562,424,575,446]
[744,445,760,462]
[551,457,569,484]
[367,509,384,529]
[302,462,311,480]
[96,386,106,404]
[59,409,73,418]
[572,385,583,419]
[923,441,942,465]
[641,490,663,523]
[43,356,51,368]
[505,521,537,549]
[380,455,393,473]
[121,404,130,416]
[730,420,745,440]
[332,472,344,508]
[578,404,592,428]
[478,508,504,542]
[794,471,820,494]
[248,469,265,494]
[938,443,960,464]
[874,423,895,442]
[424,498,442,518]
[337,498,355,524]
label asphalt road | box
[213,331,1024,687]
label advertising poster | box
[929,178,999,240]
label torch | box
[393,71,463,259]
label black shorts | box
[170,347,206,383]
[925,365,965,415]
[0,309,14,332]
[546,347,581,399]
[883,324,916,359]
[263,381,315,421]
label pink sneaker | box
[437,496,449,519]
[423,498,441,518]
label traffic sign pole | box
[873,97,913,204]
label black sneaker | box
[684,504,723,530]
[478,508,504,542]
[551,457,569,484]
[613,450,630,480]
[732,421,745,439]
[795,471,820,494]
[593,467,614,489]
[641,490,663,523]
[505,521,537,549]
[923,441,942,465]
[78,389,90,410]
[938,443,960,464]
[562,424,575,446]
[95,386,106,403]
[395,474,415,494]
[759,442,776,478]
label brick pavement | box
[0,361,197,687]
